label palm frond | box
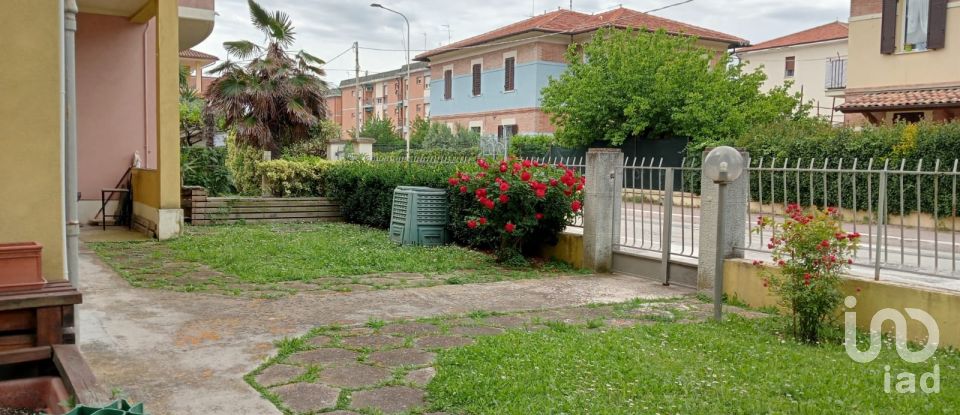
[247,0,273,36]
[208,59,241,74]
[223,40,262,60]
[268,11,296,47]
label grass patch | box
[427,316,960,414]
[91,222,583,294]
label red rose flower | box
[475,188,487,198]
[571,200,582,212]
[466,220,478,229]
[499,194,509,204]
[535,188,546,199]
[478,217,487,225]
[499,164,508,173]
[549,179,558,187]
[522,159,532,168]
[504,222,515,233]
[499,182,510,192]
[535,213,544,220]
[448,177,459,185]
[459,185,467,194]
[520,171,531,181]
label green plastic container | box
[389,186,450,247]
[65,399,146,415]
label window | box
[784,56,796,77]
[416,104,421,113]
[903,0,930,51]
[443,69,452,100]
[471,63,482,96]
[471,126,481,133]
[504,57,516,91]
[416,76,422,84]
[497,124,518,139]
[893,112,925,123]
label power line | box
[355,0,702,55]
[323,45,356,65]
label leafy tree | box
[357,117,403,147]
[423,122,480,149]
[409,116,431,148]
[541,28,806,150]
[179,96,205,146]
[205,0,328,152]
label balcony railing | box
[825,57,847,90]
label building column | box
[155,0,183,239]
[582,148,623,272]
[194,62,202,92]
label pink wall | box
[76,13,156,201]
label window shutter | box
[443,70,452,100]
[472,64,482,96]
[511,125,519,136]
[497,125,504,139]
[928,0,948,49]
[504,57,515,91]
[880,0,898,54]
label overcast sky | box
[192,0,849,85]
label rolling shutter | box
[928,0,948,50]
[472,64,482,96]
[443,69,452,100]
[504,57,515,91]
[880,0,898,54]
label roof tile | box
[738,22,847,53]
[838,87,960,111]
[416,7,747,60]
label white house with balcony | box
[737,22,849,124]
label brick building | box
[328,62,430,138]
[838,0,960,124]
[414,7,747,139]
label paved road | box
[570,201,960,290]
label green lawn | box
[91,222,580,296]
[428,316,959,414]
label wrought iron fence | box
[613,157,702,260]
[743,158,960,280]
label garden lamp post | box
[371,3,411,162]
[703,146,744,321]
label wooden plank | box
[207,197,334,202]
[36,307,63,346]
[195,212,341,220]
[195,217,342,225]
[192,206,340,214]
[202,200,339,208]
[0,346,51,365]
[0,334,35,351]
[0,309,35,332]
[0,290,82,312]
[53,344,109,405]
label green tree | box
[541,28,806,149]
[422,122,480,149]
[357,117,403,147]
[205,0,328,152]
[409,116,430,148]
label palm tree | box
[205,0,328,151]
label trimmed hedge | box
[734,120,960,215]
[259,156,331,197]
[324,161,462,229]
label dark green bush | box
[509,134,556,158]
[325,161,461,228]
[181,146,234,196]
[379,148,480,160]
[734,120,960,215]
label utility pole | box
[354,41,360,141]
[441,24,451,45]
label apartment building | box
[179,48,219,95]
[838,0,960,124]
[414,7,747,138]
[331,62,430,138]
[737,22,849,124]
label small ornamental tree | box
[754,205,860,342]
[449,157,584,263]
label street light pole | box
[702,146,745,322]
[371,3,411,162]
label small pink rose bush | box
[754,204,860,342]
[449,157,584,263]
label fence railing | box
[743,158,960,280]
[825,57,847,90]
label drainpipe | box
[64,0,80,293]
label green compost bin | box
[65,399,146,415]
[389,186,450,247]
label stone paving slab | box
[249,296,767,414]
[271,383,339,413]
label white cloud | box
[193,0,849,84]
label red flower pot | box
[0,242,46,292]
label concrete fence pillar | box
[583,148,623,273]
[697,150,750,291]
